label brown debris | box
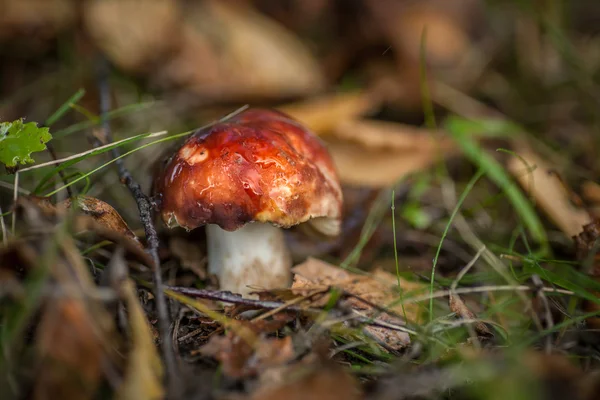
[116,279,164,400]
[33,298,108,400]
[572,219,600,329]
[507,148,591,237]
[448,293,493,338]
[278,90,380,136]
[200,321,295,379]
[61,195,140,245]
[292,257,426,350]
[322,119,458,187]
[83,0,180,73]
[250,358,363,400]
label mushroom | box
[153,108,343,297]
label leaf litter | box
[4,1,600,399]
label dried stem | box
[164,286,417,335]
[95,57,178,389]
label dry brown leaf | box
[116,279,164,400]
[201,325,295,378]
[278,91,379,136]
[155,0,324,101]
[582,181,600,205]
[32,230,120,400]
[292,258,426,350]
[0,0,75,43]
[325,138,443,187]
[33,298,107,400]
[507,149,591,237]
[250,359,363,400]
[332,119,455,151]
[572,219,600,329]
[365,0,477,69]
[392,4,470,68]
[292,258,425,321]
[449,293,493,338]
[61,196,140,245]
[83,0,181,73]
[23,195,145,257]
[321,119,457,187]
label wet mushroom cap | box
[153,108,343,235]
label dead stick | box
[96,58,178,388]
[164,285,417,335]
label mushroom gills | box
[206,222,292,297]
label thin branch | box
[531,274,554,354]
[164,285,417,334]
[451,246,486,292]
[95,58,178,389]
[165,286,305,310]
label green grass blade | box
[30,130,168,194]
[429,168,485,320]
[444,117,548,249]
[43,130,192,197]
[53,101,156,139]
[44,88,86,127]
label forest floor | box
[2,1,600,399]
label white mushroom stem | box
[205,223,292,298]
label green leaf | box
[0,119,52,168]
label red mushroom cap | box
[153,108,343,235]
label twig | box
[164,285,416,334]
[450,246,486,292]
[0,206,7,245]
[165,286,305,310]
[95,58,178,389]
[531,274,554,354]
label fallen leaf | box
[332,119,455,151]
[325,138,447,187]
[61,195,140,245]
[573,219,600,269]
[292,257,426,350]
[155,0,325,101]
[33,298,109,400]
[373,1,471,68]
[319,119,457,187]
[0,0,75,44]
[83,0,181,73]
[116,279,164,400]
[507,149,591,237]
[21,195,149,263]
[251,358,362,400]
[582,181,600,205]
[449,293,493,338]
[32,227,120,400]
[572,219,600,329]
[201,322,295,378]
[278,91,379,136]
[292,258,425,320]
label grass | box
[2,1,600,398]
